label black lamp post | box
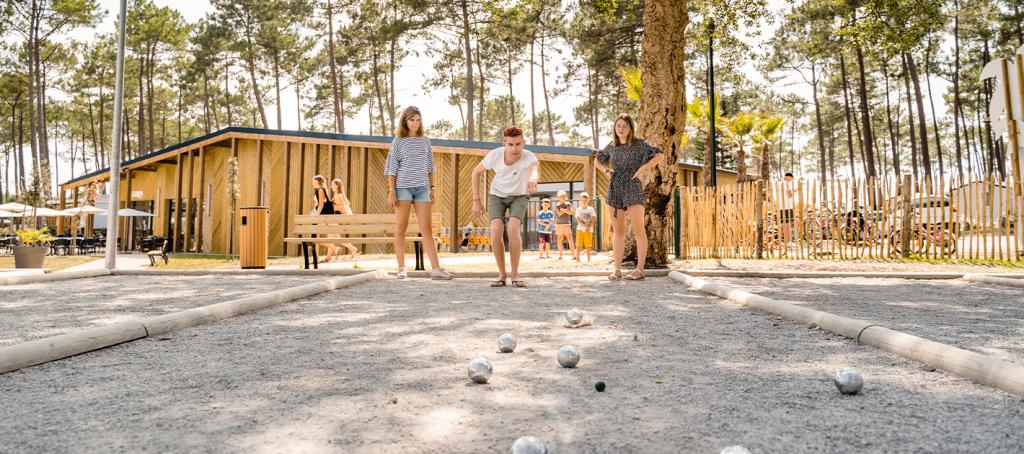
[707,18,718,187]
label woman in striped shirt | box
[384,106,453,280]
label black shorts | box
[537,232,552,244]
[780,209,794,223]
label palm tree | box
[751,115,786,182]
[751,114,786,259]
[722,113,757,184]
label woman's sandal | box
[511,280,527,288]
[623,270,645,281]
[609,270,622,281]
[490,279,507,288]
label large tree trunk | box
[460,0,475,141]
[540,32,555,145]
[906,51,933,183]
[902,53,920,181]
[634,0,686,268]
[839,53,857,179]
[855,46,877,178]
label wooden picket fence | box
[678,176,1024,261]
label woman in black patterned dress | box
[594,114,664,280]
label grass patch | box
[0,255,100,272]
[150,254,300,270]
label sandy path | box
[1,277,1022,453]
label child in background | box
[537,198,555,259]
[574,192,596,262]
[554,190,577,260]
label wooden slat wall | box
[364,148,390,253]
[263,140,287,256]
[69,133,620,257]
[457,155,484,229]
[285,143,302,255]
[206,146,229,254]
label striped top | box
[384,136,436,188]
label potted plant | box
[14,227,53,269]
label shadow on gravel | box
[0,275,324,347]
[0,278,1022,453]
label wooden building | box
[676,162,762,187]
[58,127,605,256]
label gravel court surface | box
[1,277,1023,453]
[0,275,326,347]
[713,277,1024,364]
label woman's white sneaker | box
[431,268,453,280]
[396,268,408,279]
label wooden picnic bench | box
[284,213,442,270]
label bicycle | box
[888,213,958,255]
[839,208,882,245]
[802,206,837,246]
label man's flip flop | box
[490,280,507,288]
[511,280,527,288]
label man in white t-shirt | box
[471,126,539,288]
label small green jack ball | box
[595,381,606,392]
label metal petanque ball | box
[511,436,547,454]
[498,333,517,353]
[719,446,752,454]
[565,308,584,325]
[557,346,580,368]
[834,369,864,395]
[468,357,493,384]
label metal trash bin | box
[239,206,268,269]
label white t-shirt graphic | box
[482,147,538,197]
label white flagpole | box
[105,0,127,270]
